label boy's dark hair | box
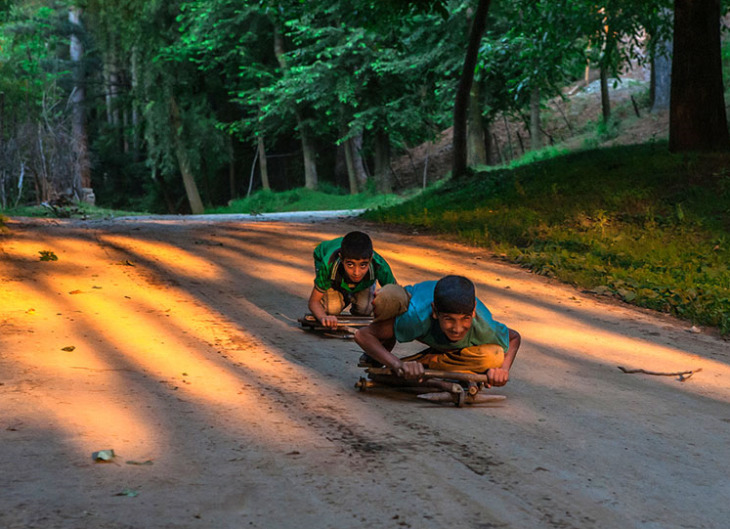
[433,275,476,314]
[340,231,373,260]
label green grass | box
[364,143,730,335]
[2,185,412,219]
[206,186,415,214]
[0,204,148,219]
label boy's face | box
[342,257,371,283]
[431,305,475,342]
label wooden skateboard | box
[297,313,372,339]
[355,365,506,407]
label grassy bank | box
[364,143,730,335]
[206,187,412,214]
[0,204,148,219]
[0,187,408,219]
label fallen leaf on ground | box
[61,346,76,352]
[114,489,139,497]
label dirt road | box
[1,214,728,529]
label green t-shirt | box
[394,281,509,352]
[313,237,396,294]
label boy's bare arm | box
[308,288,338,328]
[503,328,521,370]
[487,328,521,387]
[354,321,424,379]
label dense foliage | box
[0,0,690,213]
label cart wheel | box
[355,377,369,392]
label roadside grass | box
[364,142,730,335]
[206,186,414,214]
[0,204,147,219]
[1,186,411,220]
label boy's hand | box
[394,360,424,380]
[486,367,509,387]
[320,315,338,328]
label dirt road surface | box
[1,214,728,529]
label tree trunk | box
[103,36,121,129]
[130,46,141,162]
[651,15,672,113]
[467,80,487,166]
[274,28,318,189]
[169,96,204,214]
[599,15,613,124]
[351,133,369,189]
[343,136,359,195]
[483,121,493,165]
[669,0,729,152]
[257,135,270,190]
[299,117,318,190]
[530,87,542,150]
[453,0,492,179]
[339,109,359,195]
[0,91,4,147]
[373,130,392,193]
[228,136,236,200]
[68,8,92,201]
[599,66,611,123]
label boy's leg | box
[321,288,346,315]
[401,344,504,374]
[349,285,375,316]
[358,335,393,368]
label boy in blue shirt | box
[354,275,521,387]
[308,231,397,329]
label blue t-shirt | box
[394,281,509,352]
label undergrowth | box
[364,143,730,335]
[0,204,147,219]
[207,187,413,214]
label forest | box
[1,0,727,215]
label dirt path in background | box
[1,214,728,529]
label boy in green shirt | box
[308,231,397,328]
[355,275,521,387]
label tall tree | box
[272,25,319,190]
[452,0,491,179]
[68,6,92,202]
[669,0,729,151]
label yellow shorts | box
[401,344,504,374]
[321,287,374,316]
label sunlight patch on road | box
[1,255,349,459]
[98,234,222,281]
[0,284,159,453]
[525,321,730,399]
